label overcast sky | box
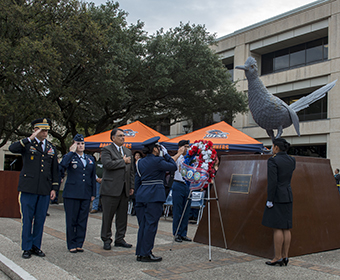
[89,0,317,38]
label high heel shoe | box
[282,258,289,266]
[265,258,283,266]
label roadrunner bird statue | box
[236,57,337,141]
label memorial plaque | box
[229,174,252,194]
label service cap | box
[31,118,51,130]
[142,136,160,147]
[73,134,84,142]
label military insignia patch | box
[194,172,201,181]
[29,146,37,153]
[47,147,54,155]
[187,170,194,180]
[31,156,34,160]
[180,167,187,177]
[88,158,93,164]
[73,164,77,169]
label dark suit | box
[60,152,96,250]
[262,152,296,229]
[135,153,177,257]
[9,138,59,250]
[100,144,134,245]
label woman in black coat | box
[262,138,295,266]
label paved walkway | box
[1,204,340,279]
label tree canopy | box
[0,0,247,154]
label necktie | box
[38,141,43,152]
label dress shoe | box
[114,240,132,248]
[22,250,31,259]
[140,254,162,262]
[30,246,45,257]
[69,249,77,253]
[136,255,141,261]
[76,248,84,252]
[265,258,283,266]
[90,209,98,214]
[174,235,182,242]
[181,236,192,242]
[46,213,50,216]
[103,243,111,250]
[283,258,289,266]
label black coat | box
[262,152,296,229]
[266,152,296,203]
[9,138,59,195]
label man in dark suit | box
[9,118,59,259]
[100,128,134,250]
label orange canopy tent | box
[84,121,170,150]
[162,121,264,153]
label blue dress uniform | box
[60,135,96,251]
[135,137,177,260]
[9,118,59,254]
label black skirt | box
[262,202,292,229]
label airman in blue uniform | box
[9,118,59,259]
[59,134,96,253]
[134,137,179,262]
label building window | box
[281,93,327,121]
[288,144,326,158]
[262,37,328,75]
[224,63,234,80]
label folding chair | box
[163,190,173,219]
[190,191,205,225]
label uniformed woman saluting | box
[60,134,96,253]
[262,138,296,266]
[134,137,179,262]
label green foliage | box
[0,0,247,154]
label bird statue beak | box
[235,65,246,70]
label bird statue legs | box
[266,129,275,143]
[266,125,283,143]
[276,125,283,139]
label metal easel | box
[170,179,227,261]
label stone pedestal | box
[194,155,340,258]
[0,171,21,218]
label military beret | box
[73,134,84,142]
[31,118,51,130]
[142,136,160,147]
[178,140,190,147]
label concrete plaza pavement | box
[1,204,340,279]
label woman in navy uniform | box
[9,118,59,259]
[134,137,179,262]
[60,134,96,253]
[262,138,296,266]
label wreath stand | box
[170,178,227,261]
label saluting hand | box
[69,142,77,153]
[178,146,186,155]
[29,128,42,141]
[123,155,131,164]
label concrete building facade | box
[213,0,340,168]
